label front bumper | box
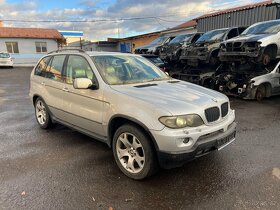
[219,49,262,61]
[151,110,236,168]
[156,121,236,169]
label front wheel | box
[34,97,53,129]
[112,124,158,180]
[255,85,266,101]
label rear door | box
[43,55,67,120]
[62,54,105,138]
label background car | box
[0,52,13,68]
[134,36,175,55]
[219,20,280,65]
[140,54,168,72]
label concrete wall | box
[0,38,58,65]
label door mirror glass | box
[73,78,93,89]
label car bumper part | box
[150,110,236,168]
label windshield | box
[0,53,10,58]
[91,55,169,85]
[242,21,280,35]
[196,29,228,42]
[146,56,164,64]
[169,34,193,44]
[149,36,168,45]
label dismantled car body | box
[210,61,280,100]
[140,54,168,72]
[159,33,203,62]
[219,20,280,65]
[134,35,175,55]
[180,27,247,67]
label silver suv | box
[29,49,236,180]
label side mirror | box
[73,78,93,89]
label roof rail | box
[48,48,86,54]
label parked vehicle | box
[219,20,280,65]
[159,33,203,63]
[29,49,236,180]
[0,52,13,68]
[180,27,247,67]
[211,60,280,100]
[140,54,168,72]
[134,35,175,55]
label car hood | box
[111,80,228,115]
[226,33,274,42]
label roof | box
[0,27,64,40]
[108,31,161,41]
[196,0,274,20]
[171,20,197,30]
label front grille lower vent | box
[221,102,229,117]
[205,107,220,123]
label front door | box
[62,55,105,138]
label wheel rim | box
[116,132,145,174]
[35,100,47,125]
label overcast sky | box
[0,0,265,40]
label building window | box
[35,42,47,53]
[6,42,19,53]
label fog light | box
[238,88,243,94]
[183,138,190,144]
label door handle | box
[62,87,69,92]
[41,82,45,86]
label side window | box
[192,34,201,43]
[34,56,51,77]
[46,55,66,82]
[238,27,246,35]
[65,55,95,85]
[227,29,238,39]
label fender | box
[107,114,160,151]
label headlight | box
[159,114,204,129]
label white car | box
[0,52,13,68]
[219,20,280,65]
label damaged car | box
[219,20,280,65]
[211,61,280,101]
[180,27,247,67]
[134,35,175,55]
[159,33,203,62]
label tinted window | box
[169,34,193,44]
[34,56,51,77]
[227,29,238,39]
[65,55,95,84]
[46,55,66,82]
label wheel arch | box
[264,44,278,58]
[107,115,159,151]
[255,82,272,98]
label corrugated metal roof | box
[0,27,63,39]
[196,0,274,20]
[170,20,197,30]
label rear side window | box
[46,55,66,82]
[34,56,51,77]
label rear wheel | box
[35,98,53,129]
[255,85,266,101]
[112,124,158,180]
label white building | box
[0,27,64,66]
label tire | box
[34,97,53,129]
[255,85,265,101]
[262,54,271,66]
[112,124,158,180]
